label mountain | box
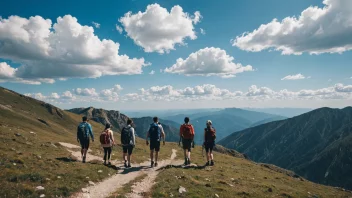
[132,117,180,142]
[68,107,129,131]
[164,108,285,144]
[250,115,287,127]
[1,86,351,197]
[244,107,312,118]
[219,107,352,190]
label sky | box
[0,0,351,110]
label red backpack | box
[182,124,194,140]
[100,130,112,145]
[205,127,216,142]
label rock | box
[36,186,45,191]
[40,194,45,198]
[86,177,89,179]
[15,133,21,137]
[36,155,42,159]
[50,143,57,148]
[178,186,186,194]
[170,193,174,197]
[11,148,16,151]
[82,188,89,193]
[205,184,211,187]
[57,176,61,179]
[98,170,103,173]
[45,178,50,181]
[29,131,36,135]
[13,163,16,166]
[88,181,95,186]
[215,194,219,198]
[205,178,210,181]
[268,188,273,192]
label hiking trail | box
[59,143,181,198]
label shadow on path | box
[119,165,150,174]
[157,164,207,171]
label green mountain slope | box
[219,107,352,190]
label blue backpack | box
[149,123,161,141]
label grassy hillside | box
[1,87,351,198]
[219,107,352,190]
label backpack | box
[78,123,88,139]
[121,127,132,145]
[182,124,194,140]
[149,123,161,141]
[100,130,112,145]
[205,127,216,142]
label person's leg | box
[107,147,112,164]
[210,145,214,166]
[150,150,154,166]
[103,147,108,164]
[154,141,160,166]
[127,146,133,167]
[123,146,128,167]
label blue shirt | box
[77,122,94,140]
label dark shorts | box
[182,139,193,151]
[205,142,215,153]
[123,145,134,155]
[150,141,160,152]
[79,138,90,149]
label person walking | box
[146,117,165,167]
[77,116,94,163]
[179,117,195,166]
[204,120,216,166]
[121,119,136,168]
[100,123,115,165]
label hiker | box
[204,120,216,166]
[179,117,195,165]
[100,123,115,165]
[146,117,165,167]
[121,119,136,168]
[77,116,94,163]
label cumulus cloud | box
[200,28,206,35]
[92,21,100,28]
[164,47,253,78]
[99,84,123,101]
[233,0,352,55]
[0,15,147,84]
[281,74,310,80]
[149,70,155,75]
[115,25,123,34]
[73,88,99,96]
[119,4,201,53]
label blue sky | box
[0,0,351,110]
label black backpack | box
[121,127,132,145]
[78,123,88,139]
[149,123,161,141]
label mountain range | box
[219,107,352,190]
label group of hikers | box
[76,116,216,167]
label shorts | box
[150,141,160,152]
[205,141,215,153]
[123,145,134,155]
[182,139,193,151]
[79,138,90,149]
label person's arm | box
[203,129,206,145]
[146,129,149,145]
[77,126,80,142]
[88,124,94,141]
[131,128,136,147]
[179,125,183,145]
[160,125,166,145]
[110,130,115,145]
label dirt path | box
[125,149,180,198]
[58,142,99,162]
[59,143,181,198]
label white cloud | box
[99,84,123,101]
[61,91,75,100]
[246,85,274,96]
[281,73,309,80]
[119,4,201,53]
[164,47,253,78]
[92,21,100,28]
[115,25,123,34]
[334,83,352,92]
[200,28,206,35]
[73,88,99,96]
[149,70,155,75]
[233,0,352,55]
[0,15,147,84]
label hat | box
[206,120,212,125]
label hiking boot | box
[187,159,191,165]
[127,164,131,168]
[108,162,111,166]
[205,161,210,166]
[103,161,107,165]
[210,160,214,166]
[124,162,128,168]
[151,161,154,167]
[183,159,188,166]
[82,156,86,163]
[154,162,158,167]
